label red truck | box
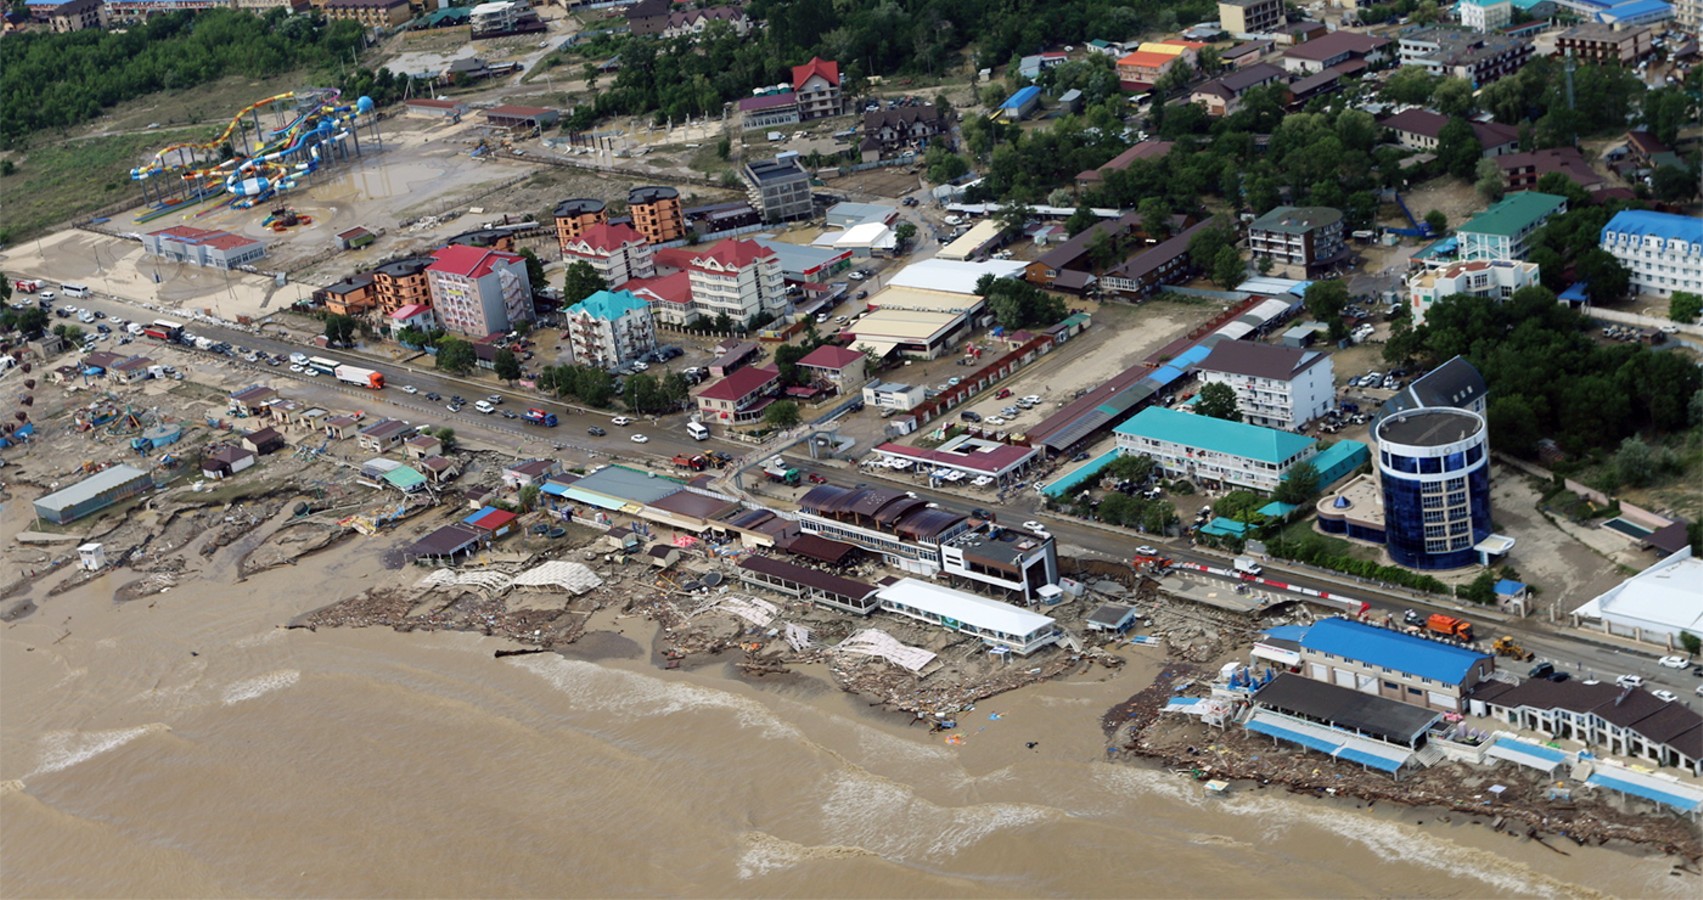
[1426,613,1474,643]
[13,279,42,294]
[671,454,708,471]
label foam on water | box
[0,779,26,796]
[232,629,286,650]
[221,670,300,706]
[1092,764,1600,897]
[818,770,1055,862]
[31,724,171,777]
[515,655,804,741]
[736,831,879,879]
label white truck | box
[1233,556,1264,577]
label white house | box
[1405,259,1541,326]
[564,289,658,370]
[1113,406,1319,493]
[1572,547,1703,645]
[1598,210,1703,299]
[1192,341,1336,430]
[560,222,656,289]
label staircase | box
[1413,741,1447,768]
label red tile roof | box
[625,271,693,305]
[566,221,646,253]
[690,238,776,271]
[792,56,840,90]
[797,345,866,370]
[428,244,524,278]
[696,364,780,401]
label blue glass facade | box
[1380,449,1491,570]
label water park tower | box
[131,90,383,222]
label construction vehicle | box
[1426,613,1475,643]
[762,459,801,485]
[1492,636,1534,661]
[521,408,557,427]
[1131,553,1173,575]
[671,453,708,471]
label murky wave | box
[515,654,804,741]
[31,724,171,778]
[736,831,879,879]
[221,670,300,706]
[818,771,1056,862]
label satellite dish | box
[702,571,723,587]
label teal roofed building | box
[1456,192,1568,261]
[565,289,658,369]
[1113,406,1318,493]
[1306,439,1369,489]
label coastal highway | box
[40,287,1703,705]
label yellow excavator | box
[1492,636,1535,662]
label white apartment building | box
[791,57,844,120]
[1598,210,1703,299]
[1113,406,1319,493]
[681,239,787,324]
[1193,341,1336,430]
[1458,0,1512,32]
[561,222,655,289]
[1406,259,1541,326]
[563,289,658,370]
[425,245,535,337]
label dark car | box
[971,508,994,521]
[96,323,112,334]
[587,425,607,436]
[960,410,982,422]
[1070,450,1090,462]
[425,392,442,401]
[1547,671,1571,683]
[1529,661,1555,680]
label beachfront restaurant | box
[737,555,879,614]
[1244,673,1443,779]
[874,578,1059,655]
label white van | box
[127,322,145,336]
[474,400,496,414]
[686,421,710,441]
[61,283,90,298]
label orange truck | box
[1426,613,1474,642]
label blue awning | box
[1336,746,1404,773]
[1587,772,1703,813]
[1246,718,1341,755]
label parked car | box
[1658,655,1690,669]
[1652,689,1679,702]
[1616,674,1644,688]
[611,416,634,426]
[960,410,982,422]
[587,426,607,436]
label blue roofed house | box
[1258,617,1496,713]
[999,85,1043,121]
[1113,406,1319,493]
[1594,0,1674,26]
[1598,209,1703,298]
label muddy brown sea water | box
[0,532,1693,898]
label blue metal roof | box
[1596,0,1673,21]
[1601,209,1701,244]
[1149,364,1185,386]
[1494,579,1527,596]
[1042,449,1121,498]
[1000,86,1042,109]
[1246,718,1340,755]
[1335,746,1404,772]
[1298,618,1491,685]
[1587,772,1702,813]
[1115,407,1317,465]
[568,289,651,321]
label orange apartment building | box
[554,198,609,251]
[628,186,686,244]
[372,257,434,316]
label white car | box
[1136,545,1159,556]
[289,364,304,372]
[1022,520,1046,532]
[1616,674,1644,688]
[1652,689,1679,702]
[1022,395,1042,405]
[1658,655,1690,669]
[944,215,964,226]
[611,416,634,426]
[304,368,320,377]
[985,416,1007,426]
[632,361,649,370]
[630,433,649,443]
[400,385,418,394]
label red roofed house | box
[792,57,843,120]
[695,364,782,425]
[624,271,698,328]
[1380,109,1520,158]
[560,222,655,289]
[1116,50,1185,86]
[657,238,787,325]
[796,345,868,394]
[463,506,519,539]
[1075,140,1175,191]
[141,226,266,270]
[389,303,438,335]
[425,244,535,337]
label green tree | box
[0,273,9,304]
[562,261,607,305]
[925,144,969,183]
[431,427,457,452]
[1273,460,1321,506]
[515,250,546,297]
[622,372,666,413]
[1437,117,1482,179]
[517,484,541,512]
[1614,435,1656,487]
[1456,570,1496,605]
[1138,197,1172,238]
[1195,382,1241,422]
[1211,246,1244,289]
[1188,223,1233,271]
[1097,492,1138,527]
[395,325,429,347]
[1382,66,1440,106]
[493,348,521,384]
[1433,77,1476,119]
[1535,172,1591,207]
[1065,205,1097,238]
[1574,248,1629,304]
[1475,157,1505,201]
[1669,291,1702,324]
[54,323,84,344]
[1303,279,1350,335]
[324,314,357,346]
[1651,165,1698,203]
[894,221,918,247]
[763,399,801,429]
[716,134,731,160]
[435,336,476,375]
[1680,631,1702,657]
[1424,209,1448,235]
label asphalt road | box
[42,284,1703,708]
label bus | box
[152,319,184,336]
[307,356,340,375]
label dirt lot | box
[827,166,927,201]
